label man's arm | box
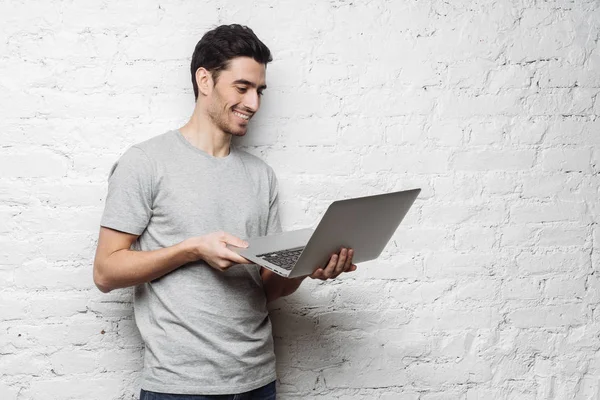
[260,270,307,303]
[261,248,357,303]
[93,227,250,293]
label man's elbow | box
[93,262,113,293]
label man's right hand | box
[183,231,251,272]
[93,228,252,293]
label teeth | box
[233,111,250,120]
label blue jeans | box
[139,381,276,400]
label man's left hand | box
[309,248,357,280]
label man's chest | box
[149,167,270,238]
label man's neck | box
[179,111,231,158]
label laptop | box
[229,188,421,278]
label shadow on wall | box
[269,288,413,393]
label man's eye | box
[236,87,247,93]
[258,91,264,97]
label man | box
[93,24,356,399]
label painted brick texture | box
[1,1,599,399]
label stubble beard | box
[207,93,246,137]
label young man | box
[93,25,356,399]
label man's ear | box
[196,67,213,97]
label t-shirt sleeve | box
[266,167,282,235]
[100,146,154,235]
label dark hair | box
[191,24,273,100]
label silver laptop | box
[229,188,421,278]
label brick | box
[426,119,464,147]
[541,147,592,173]
[467,119,509,146]
[510,201,589,224]
[537,224,588,247]
[14,259,92,290]
[544,276,586,299]
[467,388,503,400]
[265,147,357,176]
[0,351,48,376]
[421,202,477,224]
[0,149,69,178]
[509,118,548,145]
[280,118,339,146]
[29,376,123,400]
[516,250,590,275]
[425,252,496,278]
[525,88,595,116]
[488,64,533,91]
[353,257,424,280]
[385,116,427,146]
[393,227,450,252]
[507,305,587,328]
[407,357,492,386]
[49,349,97,375]
[107,61,164,90]
[433,174,483,200]
[98,348,143,372]
[343,88,436,117]
[454,226,497,250]
[439,92,522,118]
[27,292,89,319]
[421,390,467,400]
[543,117,600,146]
[87,298,134,319]
[31,232,97,262]
[321,353,408,389]
[389,280,454,305]
[338,117,385,146]
[411,306,500,331]
[0,383,18,400]
[317,309,410,332]
[66,317,112,347]
[266,90,340,118]
[502,278,541,300]
[15,206,101,234]
[362,147,450,175]
[535,61,579,88]
[452,150,535,171]
[450,279,499,302]
[0,294,28,321]
[520,173,583,200]
[446,60,495,90]
[34,182,106,208]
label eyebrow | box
[233,79,267,90]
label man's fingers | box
[310,268,325,280]
[343,249,354,272]
[225,250,252,264]
[216,247,252,265]
[319,253,338,279]
[333,248,348,277]
[220,232,248,248]
[311,254,337,280]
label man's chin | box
[227,128,248,137]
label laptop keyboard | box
[256,247,305,270]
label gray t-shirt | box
[100,130,281,395]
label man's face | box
[205,57,267,137]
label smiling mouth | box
[233,110,251,121]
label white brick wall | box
[1,0,599,399]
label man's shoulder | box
[235,148,275,175]
[130,130,177,157]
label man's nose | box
[243,91,260,112]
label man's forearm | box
[94,242,194,293]
[261,269,307,303]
